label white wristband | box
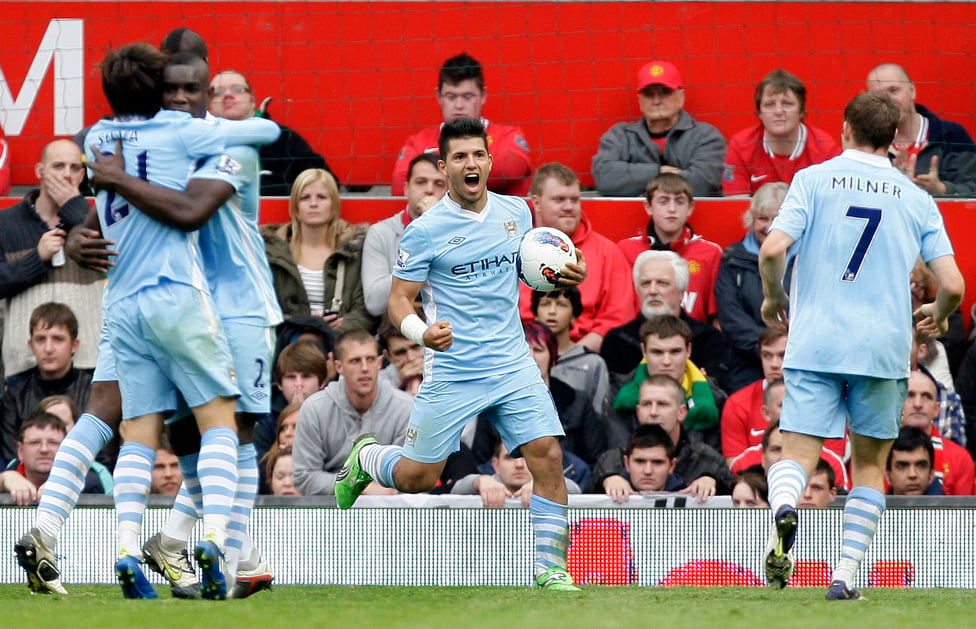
[400,313,428,347]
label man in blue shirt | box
[758,91,964,600]
[336,117,587,591]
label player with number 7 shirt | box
[758,91,964,601]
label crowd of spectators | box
[0,46,973,506]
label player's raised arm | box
[213,115,281,147]
[758,229,795,330]
[914,255,965,338]
[389,276,453,351]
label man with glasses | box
[209,70,336,196]
[1,411,107,505]
[391,52,532,197]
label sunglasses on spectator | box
[210,84,251,98]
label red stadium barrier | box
[2,2,976,188]
[659,560,763,587]
[566,518,638,585]
[256,196,976,330]
[869,560,916,588]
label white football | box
[517,227,577,292]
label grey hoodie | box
[292,378,413,496]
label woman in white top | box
[262,169,374,333]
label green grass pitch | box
[2,585,975,629]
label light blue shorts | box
[781,368,906,441]
[224,319,275,414]
[92,323,116,383]
[106,282,239,420]
[403,364,565,464]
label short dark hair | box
[407,153,441,181]
[166,51,208,73]
[529,162,579,197]
[887,426,935,470]
[761,419,781,450]
[30,302,78,339]
[438,117,488,161]
[530,285,583,319]
[274,340,329,383]
[19,411,66,441]
[157,431,176,455]
[625,423,675,459]
[377,308,425,347]
[755,69,807,114]
[645,172,693,205]
[759,327,787,348]
[160,27,208,60]
[639,373,686,407]
[764,378,785,407]
[639,314,691,346]
[813,458,836,490]
[99,42,166,118]
[334,328,378,361]
[733,469,768,504]
[844,91,900,151]
[523,321,558,371]
[439,52,484,91]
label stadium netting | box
[2,495,974,588]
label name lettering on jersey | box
[830,176,902,198]
[451,251,519,276]
[394,248,411,271]
[503,219,518,239]
[95,129,139,145]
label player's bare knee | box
[520,437,564,474]
[394,460,444,493]
[395,471,439,493]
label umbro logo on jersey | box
[750,174,768,183]
[448,236,466,245]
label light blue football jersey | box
[393,191,537,382]
[770,149,954,379]
[84,110,279,306]
[191,144,283,327]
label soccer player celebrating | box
[335,117,587,590]
[758,91,964,600]
[81,52,281,600]
[14,43,278,600]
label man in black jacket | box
[867,63,976,197]
[590,374,732,501]
[601,250,729,391]
[0,140,102,386]
[0,303,92,465]
[208,70,337,196]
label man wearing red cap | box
[593,60,726,197]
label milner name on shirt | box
[830,176,902,198]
